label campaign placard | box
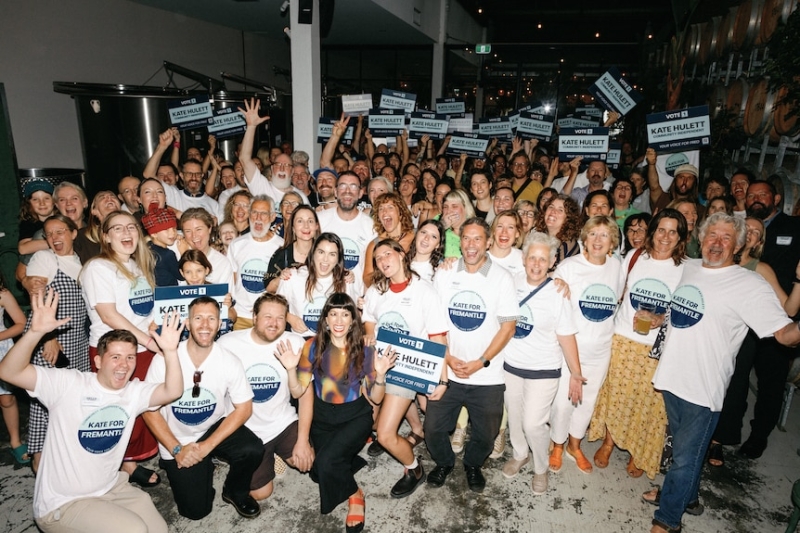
[445,133,490,158]
[207,107,246,139]
[646,105,711,153]
[379,89,417,114]
[478,117,513,140]
[576,106,603,118]
[557,115,600,128]
[516,111,556,141]
[317,117,355,145]
[588,67,643,116]
[409,112,449,140]
[558,127,610,160]
[154,284,232,337]
[435,97,466,116]
[447,114,474,134]
[606,142,621,169]
[376,329,446,394]
[167,95,214,130]
[341,93,373,116]
[368,108,406,137]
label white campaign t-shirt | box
[80,258,154,349]
[205,247,234,290]
[316,208,377,279]
[228,233,284,316]
[410,260,435,283]
[488,248,524,276]
[503,273,577,371]
[615,252,686,344]
[653,260,792,411]
[554,253,622,361]
[362,278,450,338]
[146,342,253,459]
[217,330,304,444]
[434,257,519,386]
[163,184,222,221]
[27,249,82,283]
[245,169,310,206]
[31,367,158,518]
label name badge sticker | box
[777,236,793,245]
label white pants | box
[504,371,560,475]
[550,354,611,444]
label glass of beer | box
[634,302,656,335]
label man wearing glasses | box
[143,297,263,520]
[509,152,543,205]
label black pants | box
[310,395,373,515]
[713,330,758,444]
[160,418,263,520]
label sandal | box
[11,444,31,465]
[405,432,424,448]
[345,489,365,533]
[627,455,644,478]
[594,441,614,468]
[129,465,161,488]
[707,442,724,467]
[642,486,704,516]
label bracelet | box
[173,142,180,148]
[373,380,386,387]
[438,380,450,388]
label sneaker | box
[451,426,466,454]
[274,454,287,479]
[489,429,506,459]
[531,472,548,495]
[502,455,530,479]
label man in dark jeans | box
[143,297,263,519]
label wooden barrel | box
[761,0,785,44]
[734,0,763,50]
[783,0,798,22]
[708,84,728,119]
[743,78,776,136]
[716,7,739,57]
[698,17,721,65]
[773,85,800,136]
[726,77,750,126]
[683,23,703,63]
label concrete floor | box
[0,385,798,533]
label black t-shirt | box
[18,219,42,240]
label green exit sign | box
[475,44,492,54]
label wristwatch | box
[438,380,450,387]
[479,356,490,368]
[172,444,182,457]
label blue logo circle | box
[340,237,361,270]
[514,303,534,339]
[448,291,487,332]
[246,363,281,403]
[171,388,217,426]
[241,258,269,293]
[665,153,690,176]
[129,277,154,317]
[302,296,327,332]
[78,405,129,454]
[378,311,410,336]
[629,278,672,315]
[670,285,705,328]
[578,284,617,322]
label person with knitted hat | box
[142,203,181,287]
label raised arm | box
[321,114,350,169]
[238,98,270,185]
[144,128,178,179]
[560,156,583,196]
[202,134,216,174]
[645,148,666,206]
[147,311,185,407]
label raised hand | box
[374,346,397,376]
[151,310,185,353]
[159,129,175,151]
[332,113,350,138]
[274,339,301,371]
[29,288,70,335]
[239,98,270,128]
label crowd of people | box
[2,96,800,533]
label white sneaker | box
[502,454,530,479]
[451,426,466,453]
[274,454,287,479]
[532,472,548,495]
[489,429,506,459]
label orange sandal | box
[627,455,644,478]
[345,489,365,533]
[565,446,593,474]
[594,441,614,468]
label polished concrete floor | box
[0,384,798,533]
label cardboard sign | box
[447,114,474,134]
[409,112,449,140]
[588,67,643,115]
[646,105,711,153]
[154,284,232,338]
[379,89,417,114]
[376,329,446,395]
[207,108,246,139]
[576,105,604,118]
[435,97,466,116]
[606,142,622,169]
[516,111,556,141]
[558,115,601,128]
[317,117,355,145]
[558,127,610,160]
[341,94,373,116]
[368,108,406,137]
[445,133,489,158]
[167,95,214,130]
[478,117,513,140]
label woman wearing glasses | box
[80,210,162,487]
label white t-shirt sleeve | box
[26,250,58,283]
[80,260,117,306]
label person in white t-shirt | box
[487,210,524,276]
[644,213,800,533]
[179,208,234,290]
[0,290,184,533]
[217,293,310,501]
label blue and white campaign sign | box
[588,67,643,115]
[558,127,610,160]
[154,284,232,337]
[376,329,446,394]
[317,117,355,145]
[517,111,556,141]
[379,89,417,114]
[409,111,449,140]
[478,117,513,140]
[435,97,466,116]
[167,95,214,130]
[558,115,601,128]
[576,105,604,118]
[445,133,490,158]
[607,142,622,169]
[208,107,246,139]
[368,108,406,137]
[341,93,373,116]
[647,105,711,153]
[447,114,474,133]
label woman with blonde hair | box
[441,189,476,258]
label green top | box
[614,206,640,230]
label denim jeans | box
[654,391,720,529]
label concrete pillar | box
[430,0,448,103]
[290,0,322,165]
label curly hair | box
[371,192,415,237]
[222,190,253,226]
[533,194,581,242]
[313,292,367,382]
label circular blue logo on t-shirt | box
[670,285,705,328]
[578,284,617,322]
[241,258,269,293]
[171,388,217,426]
[246,363,281,403]
[302,296,327,333]
[340,236,361,270]
[78,405,129,454]
[514,303,534,339]
[378,311,410,336]
[448,290,487,332]
[629,278,672,315]
[129,277,154,317]
[665,153,690,176]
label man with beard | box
[645,212,800,533]
[645,148,703,216]
[313,167,338,210]
[143,297,263,520]
[317,170,377,281]
[729,169,755,218]
[217,293,311,502]
[508,152,543,205]
[228,195,284,330]
[566,159,610,208]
